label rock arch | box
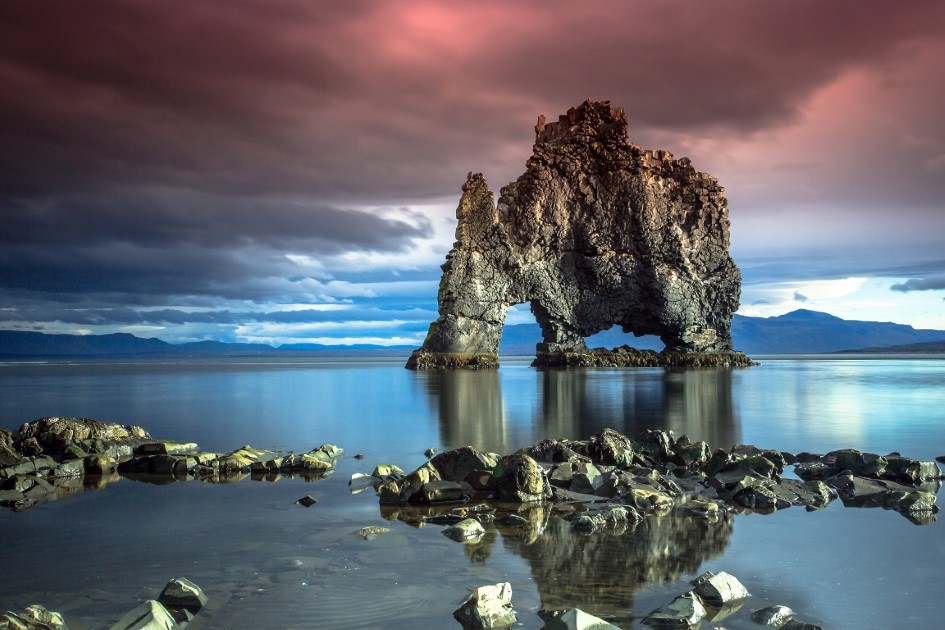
[407,100,749,369]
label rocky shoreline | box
[2,417,942,628]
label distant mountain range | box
[498,309,945,355]
[1,310,944,358]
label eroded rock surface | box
[407,100,749,369]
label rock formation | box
[407,99,750,369]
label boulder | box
[108,600,178,630]
[643,592,706,627]
[492,453,550,502]
[158,577,207,615]
[430,447,497,483]
[691,571,749,605]
[0,604,68,629]
[453,582,516,629]
[443,518,486,543]
[586,429,635,469]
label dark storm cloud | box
[2,1,944,338]
[891,275,945,292]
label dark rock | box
[732,484,789,513]
[430,446,497,483]
[158,577,208,614]
[406,100,747,369]
[84,454,117,475]
[296,495,317,507]
[525,439,588,464]
[586,428,635,469]
[421,480,466,504]
[643,592,706,627]
[492,453,551,503]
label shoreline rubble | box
[2,416,942,628]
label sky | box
[2,0,944,347]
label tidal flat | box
[1,357,944,629]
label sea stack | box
[407,100,749,369]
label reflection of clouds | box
[423,367,741,454]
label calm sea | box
[0,356,943,629]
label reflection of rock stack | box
[501,513,733,625]
[662,369,739,450]
[421,370,510,454]
[539,368,740,449]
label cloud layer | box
[2,1,944,341]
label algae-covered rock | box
[492,453,550,502]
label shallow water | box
[1,356,943,628]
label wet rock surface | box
[406,100,750,369]
[2,578,206,630]
[2,417,940,628]
[0,417,343,512]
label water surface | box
[1,357,943,628]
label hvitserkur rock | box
[407,100,750,369]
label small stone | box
[0,604,68,629]
[691,571,749,604]
[542,607,621,629]
[425,447,438,458]
[296,495,317,507]
[442,517,486,542]
[751,605,794,626]
[453,582,516,629]
[354,453,365,459]
[643,592,706,627]
[158,577,208,614]
[108,599,177,630]
[350,526,391,539]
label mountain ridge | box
[2,310,944,358]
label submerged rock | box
[751,604,794,627]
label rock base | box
[405,351,499,370]
[532,347,757,368]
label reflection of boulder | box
[501,513,733,625]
